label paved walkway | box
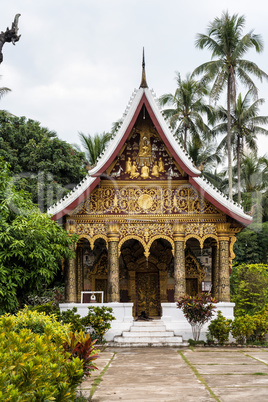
[79,347,268,401]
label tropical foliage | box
[230,263,268,315]
[78,131,112,167]
[193,11,268,199]
[0,159,78,313]
[177,293,217,340]
[0,312,85,401]
[159,73,212,149]
[0,111,86,211]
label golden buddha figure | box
[129,161,140,179]
[159,157,166,173]
[139,139,150,156]
[140,161,150,179]
[151,160,160,177]
[125,157,132,174]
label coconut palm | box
[159,73,213,150]
[78,131,112,167]
[215,91,268,202]
[0,76,10,100]
[187,137,225,190]
[193,11,268,200]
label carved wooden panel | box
[136,272,160,316]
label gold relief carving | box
[185,222,217,237]
[138,194,153,210]
[217,223,231,234]
[212,245,219,300]
[174,240,186,299]
[219,239,230,302]
[71,183,222,217]
[107,240,120,302]
[66,256,77,303]
[185,253,206,283]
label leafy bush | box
[207,311,232,344]
[13,307,70,344]
[30,305,115,343]
[81,306,115,343]
[231,314,256,344]
[251,307,268,342]
[0,315,84,401]
[25,285,65,308]
[177,293,217,341]
[230,263,268,316]
[63,330,99,376]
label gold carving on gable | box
[70,183,222,217]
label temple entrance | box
[136,270,160,317]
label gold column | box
[211,243,219,300]
[159,271,168,303]
[217,224,231,302]
[77,246,83,302]
[128,271,136,303]
[65,254,77,303]
[173,224,186,300]
[107,223,120,302]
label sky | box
[1,0,268,155]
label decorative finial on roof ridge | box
[139,47,148,88]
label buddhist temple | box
[48,53,252,342]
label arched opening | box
[185,237,214,295]
[82,238,108,302]
[120,238,173,317]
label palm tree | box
[78,131,112,168]
[215,91,268,202]
[159,73,213,150]
[193,11,268,200]
[187,137,224,189]
[0,76,10,100]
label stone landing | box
[109,320,188,347]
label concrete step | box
[114,335,183,344]
[130,325,167,332]
[121,331,175,337]
[132,321,164,327]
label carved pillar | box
[211,242,219,300]
[77,245,83,302]
[128,271,136,302]
[159,271,168,303]
[217,224,231,302]
[107,223,120,302]
[173,224,186,300]
[65,253,77,303]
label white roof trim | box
[192,176,253,222]
[47,174,97,216]
[48,85,252,224]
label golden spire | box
[139,48,148,88]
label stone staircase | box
[110,320,188,347]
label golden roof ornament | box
[139,48,148,88]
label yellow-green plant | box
[0,315,84,401]
[231,314,256,344]
[13,306,70,344]
[207,311,232,344]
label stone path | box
[79,347,268,401]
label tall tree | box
[159,73,213,150]
[79,131,112,167]
[215,91,268,202]
[0,159,78,313]
[194,11,268,200]
[0,111,86,211]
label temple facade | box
[48,60,252,335]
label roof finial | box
[139,47,148,88]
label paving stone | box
[195,363,268,374]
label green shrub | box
[0,315,84,401]
[249,307,268,342]
[230,264,268,316]
[231,314,256,344]
[207,311,232,344]
[13,306,70,344]
[81,306,115,343]
[60,307,85,332]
